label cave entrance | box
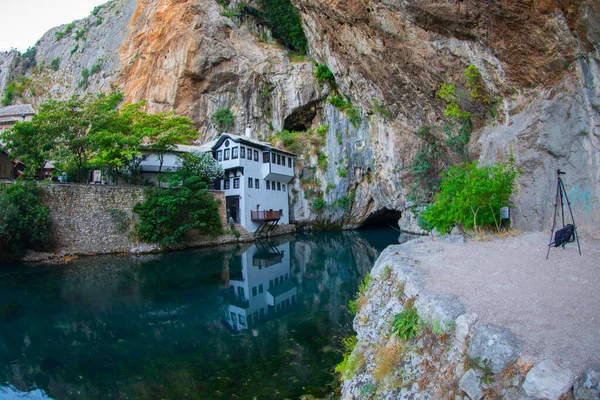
[283,101,319,132]
[358,208,402,230]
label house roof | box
[0,104,35,118]
[211,133,297,157]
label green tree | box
[211,108,234,133]
[0,180,51,259]
[0,120,59,179]
[133,152,223,246]
[138,111,197,176]
[36,92,124,182]
[422,161,519,234]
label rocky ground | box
[342,231,600,399]
[409,231,600,378]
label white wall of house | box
[214,136,295,232]
[225,241,296,331]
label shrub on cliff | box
[260,0,308,54]
[133,152,223,246]
[422,160,519,234]
[0,181,51,259]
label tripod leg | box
[559,179,582,256]
[559,179,566,248]
[546,179,561,259]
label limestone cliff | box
[0,0,598,234]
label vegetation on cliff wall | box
[0,181,51,259]
[259,0,308,54]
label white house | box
[224,240,297,332]
[210,133,296,234]
[138,144,206,185]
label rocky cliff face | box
[0,0,598,233]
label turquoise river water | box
[0,229,398,399]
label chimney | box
[245,124,252,138]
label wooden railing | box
[251,210,282,221]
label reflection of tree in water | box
[0,230,397,399]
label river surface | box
[0,229,398,399]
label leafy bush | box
[348,273,371,313]
[259,0,308,54]
[313,63,336,88]
[328,94,361,126]
[50,57,60,71]
[437,83,470,119]
[55,22,75,41]
[274,129,299,152]
[422,161,519,234]
[464,64,489,103]
[335,336,363,380]
[134,153,224,246]
[75,28,87,41]
[317,152,327,170]
[91,5,103,15]
[211,108,234,133]
[311,197,325,211]
[90,59,103,75]
[392,302,421,340]
[2,82,16,106]
[337,167,347,178]
[79,68,90,88]
[70,45,79,55]
[372,99,391,118]
[0,181,51,259]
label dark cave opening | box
[359,208,402,230]
[283,101,319,132]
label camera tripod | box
[546,169,581,259]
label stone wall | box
[41,184,229,255]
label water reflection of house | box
[225,240,297,332]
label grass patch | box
[392,299,421,340]
[335,336,364,380]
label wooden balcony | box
[251,210,282,222]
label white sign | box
[500,207,510,219]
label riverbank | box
[342,232,600,399]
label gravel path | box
[407,231,600,376]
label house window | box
[233,178,240,188]
[224,149,230,160]
[279,208,283,216]
[259,308,265,317]
[259,284,263,293]
[231,312,237,322]
[217,150,223,161]
[272,153,276,163]
[232,147,239,159]
[252,286,257,297]
[255,179,259,189]
[254,150,259,161]
[272,181,276,190]
[269,279,274,289]
[263,152,269,163]
[277,182,281,191]
[266,181,270,190]
[225,140,230,147]
[285,273,289,280]
[224,179,230,189]
[247,148,253,160]
[241,147,245,158]
[282,184,285,191]
[248,177,253,188]
[277,154,281,165]
[281,156,285,165]
[237,286,245,297]
[288,158,292,167]
[239,315,246,325]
